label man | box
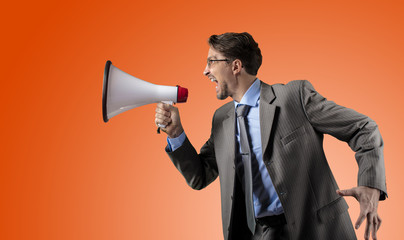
[155,32,387,240]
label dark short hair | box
[208,32,262,75]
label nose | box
[203,64,210,76]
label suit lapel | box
[259,82,277,156]
[222,107,236,167]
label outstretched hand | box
[337,186,381,240]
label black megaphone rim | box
[102,60,112,123]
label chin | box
[216,94,228,100]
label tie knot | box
[236,105,251,118]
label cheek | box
[211,69,219,77]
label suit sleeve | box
[300,80,387,200]
[165,115,219,190]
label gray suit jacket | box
[167,80,386,240]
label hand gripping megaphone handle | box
[156,85,188,134]
[157,101,173,133]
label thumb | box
[336,188,357,197]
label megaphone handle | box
[157,101,174,134]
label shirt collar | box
[234,78,261,108]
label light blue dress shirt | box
[168,79,283,217]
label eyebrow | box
[207,54,220,60]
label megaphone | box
[102,60,188,123]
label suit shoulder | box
[213,101,233,120]
[209,101,233,131]
[269,80,317,99]
[270,80,311,91]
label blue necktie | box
[236,105,256,234]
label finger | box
[372,218,378,240]
[155,103,172,116]
[336,188,356,197]
[155,115,171,127]
[156,102,164,111]
[155,107,171,117]
[355,212,367,229]
[159,102,172,110]
[364,216,370,240]
[156,102,167,108]
[155,112,170,121]
[377,216,382,231]
[155,111,171,122]
[368,215,376,240]
[155,119,170,128]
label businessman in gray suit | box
[155,32,387,240]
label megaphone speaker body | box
[102,60,188,122]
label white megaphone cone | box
[102,60,188,122]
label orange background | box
[1,0,403,239]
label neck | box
[232,75,257,102]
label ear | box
[232,59,243,75]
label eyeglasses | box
[207,59,229,67]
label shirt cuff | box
[167,131,186,152]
